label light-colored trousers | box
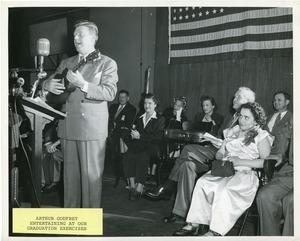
[168,144,215,218]
[186,170,258,236]
[61,138,106,208]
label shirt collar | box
[140,111,157,119]
[78,49,96,61]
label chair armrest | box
[263,159,277,183]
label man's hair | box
[238,87,256,103]
[119,90,129,96]
[274,91,291,101]
[74,20,98,44]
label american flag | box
[169,7,293,64]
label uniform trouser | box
[256,166,293,236]
[61,138,106,208]
[42,150,63,184]
[122,151,150,185]
[168,144,216,218]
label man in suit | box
[146,87,256,227]
[41,20,118,207]
[257,118,293,236]
[265,91,292,136]
[108,90,136,184]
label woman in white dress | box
[173,102,272,236]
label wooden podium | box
[22,97,65,207]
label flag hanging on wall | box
[168,7,293,64]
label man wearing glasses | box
[42,20,118,208]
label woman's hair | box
[144,93,159,105]
[172,96,187,110]
[239,102,266,127]
[200,95,217,111]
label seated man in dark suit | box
[264,91,292,137]
[108,89,137,184]
[42,119,63,193]
[257,118,293,236]
[145,87,256,224]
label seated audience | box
[145,87,255,224]
[162,96,188,129]
[122,93,165,200]
[257,118,293,236]
[41,119,63,193]
[173,102,272,236]
[108,90,137,183]
[194,95,224,135]
[265,91,292,137]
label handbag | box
[211,160,235,177]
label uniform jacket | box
[51,53,118,140]
[125,112,165,156]
[109,102,137,131]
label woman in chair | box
[173,102,272,236]
[122,93,165,200]
[162,96,188,129]
[194,95,224,135]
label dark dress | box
[122,112,165,184]
[194,112,224,136]
[162,107,188,129]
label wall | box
[9,7,157,110]
[154,8,293,119]
[90,7,156,109]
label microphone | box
[36,38,50,77]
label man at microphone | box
[40,20,118,208]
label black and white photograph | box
[2,1,299,240]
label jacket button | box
[81,100,84,103]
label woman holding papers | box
[173,102,272,236]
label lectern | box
[22,97,65,207]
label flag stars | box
[192,13,196,18]
[199,12,202,17]
[179,8,183,12]
[173,9,177,13]
[206,10,209,15]
[185,15,189,19]
[185,7,189,11]
[220,8,224,13]
[179,15,183,20]
[213,9,217,14]
[173,16,177,21]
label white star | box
[179,8,182,12]
[185,7,189,11]
[173,16,177,21]
[173,9,177,13]
[185,15,189,19]
[220,8,224,13]
[192,7,195,10]
[179,15,183,20]
[213,9,217,14]
[192,13,196,18]
[199,12,202,17]
[206,10,209,15]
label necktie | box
[115,105,124,119]
[274,113,281,125]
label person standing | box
[108,90,136,184]
[41,20,118,207]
